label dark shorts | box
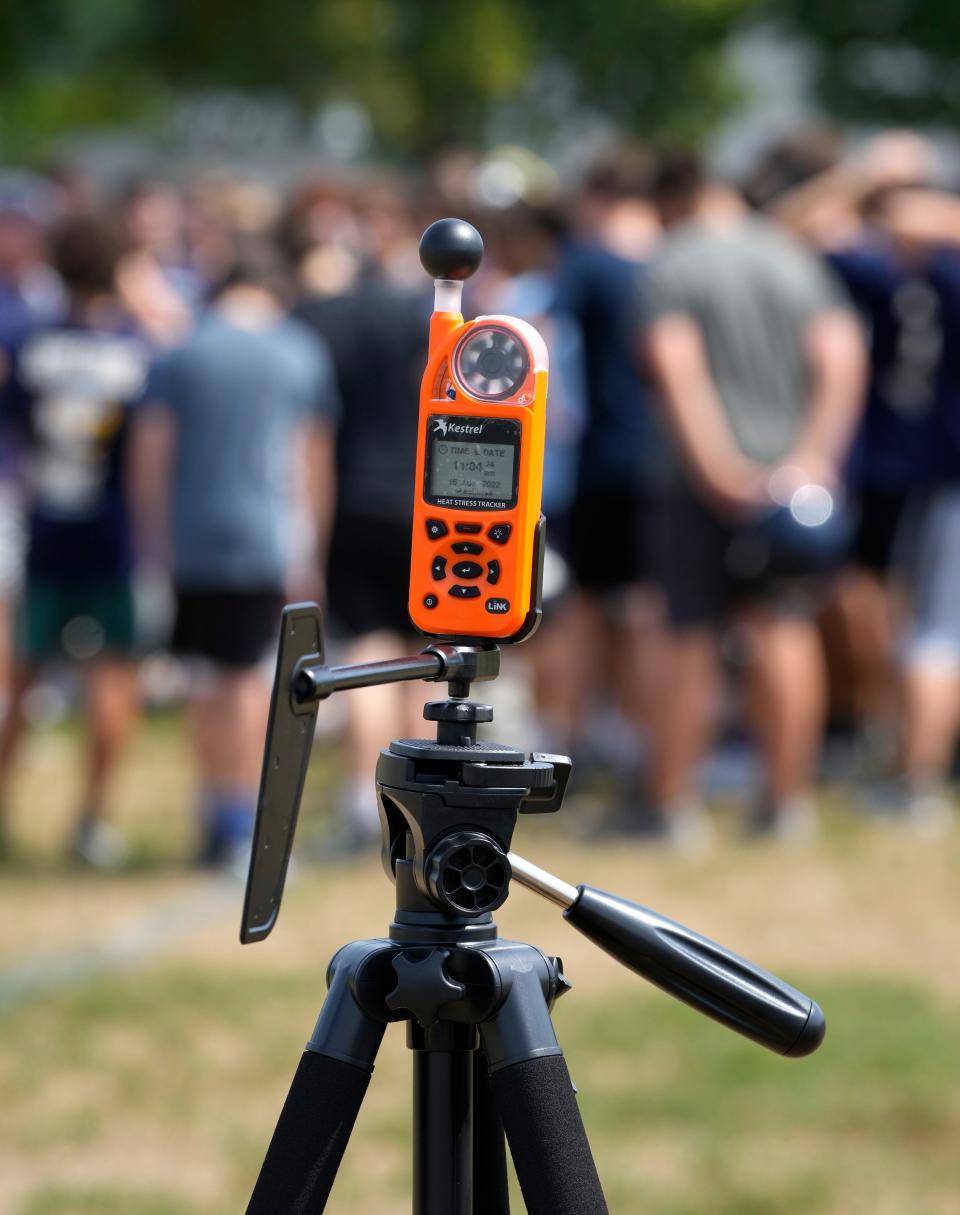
[326,513,414,640]
[648,492,821,629]
[568,489,648,592]
[851,488,910,574]
[172,587,284,668]
[19,579,136,662]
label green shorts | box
[18,580,136,662]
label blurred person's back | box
[641,155,864,845]
[648,198,847,476]
[136,240,341,868]
[0,214,150,866]
[295,266,433,849]
[0,174,64,340]
[682,224,814,442]
[155,301,333,589]
[296,278,427,530]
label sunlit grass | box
[3,715,960,1213]
[3,965,959,1214]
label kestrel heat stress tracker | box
[409,218,548,642]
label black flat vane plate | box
[241,603,323,943]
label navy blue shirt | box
[828,242,960,489]
[553,241,651,494]
[3,315,150,581]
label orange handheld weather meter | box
[409,218,548,643]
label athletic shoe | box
[744,796,820,845]
[856,779,954,837]
[71,818,131,870]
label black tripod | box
[241,603,825,1214]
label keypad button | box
[423,594,439,609]
[487,523,512,545]
[455,523,482,534]
[426,518,448,541]
[452,561,483,579]
[450,584,481,599]
[486,560,500,585]
[485,597,511,614]
[431,556,447,581]
[452,541,483,555]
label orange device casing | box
[408,308,548,642]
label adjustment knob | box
[425,831,511,915]
[419,218,484,281]
[423,699,494,725]
[385,949,466,1027]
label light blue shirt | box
[147,312,340,588]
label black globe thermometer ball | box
[419,217,484,281]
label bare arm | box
[287,417,337,601]
[771,132,936,249]
[769,162,869,249]
[644,315,767,512]
[789,309,867,482]
[126,405,175,570]
[301,419,337,569]
[879,189,960,250]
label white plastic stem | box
[433,278,463,313]
[507,852,578,909]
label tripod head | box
[241,601,824,1059]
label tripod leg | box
[247,1051,375,1215]
[413,1031,474,1215]
[490,1054,606,1215]
[247,945,388,1215]
[472,1046,510,1214]
[481,960,608,1215]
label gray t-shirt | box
[642,214,848,470]
[147,312,341,589]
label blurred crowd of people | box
[2,128,960,870]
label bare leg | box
[404,669,434,741]
[824,567,899,749]
[0,596,15,715]
[187,664,273,863]
[0,665,36,822]
[901,663,960,783]
[526,591,593,751]
[886,659,960,835]
[340,631,411,837]
[613,584,666,738]
[81,660,140,820]
[741,609,826,833]
[648,627,718,809]
[188,667,271,792]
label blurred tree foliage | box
[0,0,754,158]
[774,0,960,127]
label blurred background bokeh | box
[2,2,960,1212]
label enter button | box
[452,561,483,580]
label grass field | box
[2,715,960,1214]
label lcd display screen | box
[429,438,517,502]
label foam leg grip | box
[488,1049,610,1210]
[472,1050,510,1214]
[490,1054,608,1215]
[247,1051,371,1215]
